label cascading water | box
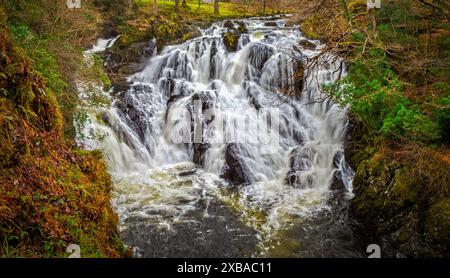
[77,17,361,257]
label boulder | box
[264,21,278,27]
[248,43,274,71]
[223,31,240,52]
[220,143,252,186]
[299,39,317,50]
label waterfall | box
[77,17,358,257]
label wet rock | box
[178,169,197,177]
[330,151,347,191]
[330,170,346,191]
[285,145,313,188]
[264,21,279,27]
[115,85,154,143]
[102,39,157,79]
[289,145,311,172]
[239,34,251,48]
[190,92,216,166]
[236,21,247,33]
[221,143,252,186]
[223,20,235,29]
[223,31,240,52]
[243,82,261,110]
[193,143,210,166]
[249,43,274,71]
[210,40,218,80]
[299,40,317,50]
[159,78,175,98]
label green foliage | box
[327,38,441,144]
[92,54,112,91]
[8,23,68,94]
[381,103,440,142]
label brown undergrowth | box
[0,10,128,258]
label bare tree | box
[153,0,158,14]
[214,0,219,15]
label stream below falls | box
[76,17,363,258]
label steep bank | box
[0,1,131,257]
[292,0,449,257]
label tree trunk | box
[175,0,179,12]
[182,0,187,7]
[214,0,219,15]
[153,0,158,14]
[263,0,266,14]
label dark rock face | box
[330,151,346,191]
[330,170,346,191]
[189,92,216,166]
[248,43,274,72]
[236,21,247,33]
[264,21,279,27]
[221,143,253,186]
[210,40,218,80]
[343,114,367,169]
[285,145,313,188]
[114,85,154,143]
[102,39,157,82]
[193,143,210,166]
[223,20,235,29]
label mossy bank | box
[0,1,131,257]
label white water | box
[76,18,356,257]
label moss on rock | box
[425,198,450,255]
[223,30,239,52]
[351,147,450,257]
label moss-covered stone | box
[425,198,450,254]
[351,148,450,257]
[223,31,239,52]
[299,40,316,50]
[236,21,247,33]
[391,167,418,205]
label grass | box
[136,0,264,20]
